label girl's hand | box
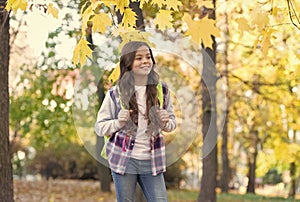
[158,109,169,128]
[118,109,130,128]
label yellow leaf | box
[47,3,59,19]
[115,0,130,14]
[154,10,173,31]
[274,141,289,162]
[81,5,94,36]
[72,38,93,66]
[118,30,155,51]
[164,0,182,11]
[261,28,274,57]
[288,143,300,158]
[5,0,28,13]
[253,28,274,56]
[108,63,120,83]
[139,0,150,6]
[183,13,220,49]
[183,13,201,44]
[91,1,103,10]
[81,4,93,19]
[100,0,114,8]
[80,1,90,14]
[121,8,137,29]
[91,13,112,33]
[271,6,279,15]
[253,37,259,50]
[152,0,166,8]
[236,17,251,37]
[251,9,269,30]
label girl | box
[95,41,176,201]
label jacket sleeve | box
[162,83,176,133]
[94,89,121,136]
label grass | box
[168,189,198,202]
[218,193,300,202]
[167,189,300,202]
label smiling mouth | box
[140,66,150,69]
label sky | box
[11,1,80,60]
[8,1,81,90]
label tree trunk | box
[220,109,230,193]
[96,78,112,193]
[246,130,258,194]
[246,154,257,194]
[129,1,145,30]
[198,1,218,201]
[95,85,113,192]
[220,2,230,192]
[86,20,112,192]
[198,48,218,202]
[0,3,14,202]
[96,136,112,192]
[288,162,296,198]
[288,128,296,198]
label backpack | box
[100,82,164,159]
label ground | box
[14,179,300,202]
[14,179,116,202]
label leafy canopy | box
[5,0,220,66]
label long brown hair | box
[117,41,162,136]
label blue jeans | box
[111,158,168,202]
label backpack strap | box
[117,85,126,109]
[157,82,163,109]
[101,81,166,159]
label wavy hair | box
[117,41,162,136]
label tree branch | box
[9,18,23,47]
[230,73,299,87]
[229,73,300,107]
[287,0,300,30]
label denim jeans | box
[111,158,168,202]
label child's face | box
[131,45,153,76]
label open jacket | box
[94,82,176,176]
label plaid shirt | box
[103,82,171,176]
